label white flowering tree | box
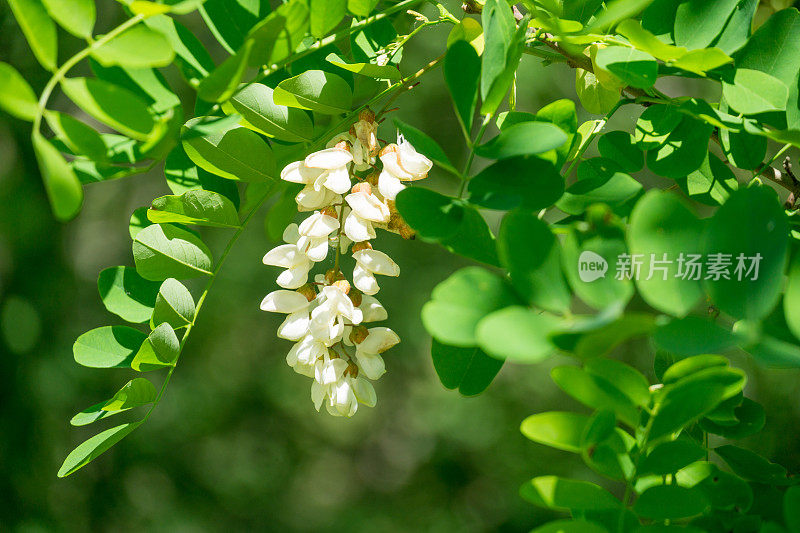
[3,0,800,529]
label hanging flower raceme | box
[260,109,432,417]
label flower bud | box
[348,288,363,307]
[350,325,369,344]
[325,269,345,284]
[351,182,372,195]
[333,279,351,294]
[351,241,373,253]
[297,283,317,302]
[321,206,338,219]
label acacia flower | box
[262,223,313,289]
[378,136,433,200]
[296,210,339,262]
[344,183,390,242]
[281,147,353,210]
[352,248,400,295]
[353,327,400,380]
[309,284,363,345]
[260,289,313,342]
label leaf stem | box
[563,97,631,178]
[32,14,147,138]
[458,113,493,198]
[141,188,273,423]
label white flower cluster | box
[260,109,433,417]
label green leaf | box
[102,378,158,411]
[394,188,463,241]
[32,132,84,221]
[129,206,152,239]
[627,191,705,316]
[98,266,161,323]
[593,46,658,89]
[0,61,39,121]
[325,53,400,80]
[431,339,503,396]
[703,186,789,320]
[246,0,309,67]
[551,365,641,427]
[347,0,377,17]
[635,104,682,150]
[674,0,740,50]
[480,0,524,115]
[498,209,570,312]
[676,151,738,206]
[557,158,642,215]
[273,70,352,114]
[520,476,620,511]
[597,131,642,173]
[720,129,766,170]
[196,40,254,103]
[148,190,240,228]
[164,144,241,208]
[445,40,480,133]
[145,15,214,83]
[571,314,655,359]
[73,325,147,368]
[91,25,175,68]
[520,412,590,453]
[183,119,275,182]
[616,19,685,62]
[88,58,180,115]
[734,8,800,87]
[60,77,155,140]
[475,306,559,363]
[700,397,765,439]
[7,0,57,71]
[393,119,455,173]
[714,445,789,484]
[587,0,653,32]
[469,156,565,211]
[536,99,578,167]
[561,230,634,310]
[661,354,728,385]
[132,223,214,281]
[43,0,92,37]
[649,367,746,443]
[634,485,709,520]
[421,267,518,347]
[132,322,180,371]
[785,253,800,342]
[199,0,271,53]
[639,440,707,476]
[646,115,713,179]
[439,206,500,266]
[670,48,733,76]
[58,422,142,477]
[311,0,345,38]
[226,83,313,142]
[654,316,739,355]
[475,122,568,159]
[45,111,108,161]
[151,278,195,329]
[722,69,789,115]
[532,520,607,533]
[575,69,620,115]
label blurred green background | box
[2,1,800,531]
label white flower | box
[309,285,363,345]
[354,327,399,380]
[260,289,313,342]
[352,249,400,295]
[378,136,433,200]
[359,294,387,322]
[296,211,339,262]
[262,224,313,289]
[343,190,390,242]
[286,335,327,377]
[328,132,372,172]
[282,147,353,209]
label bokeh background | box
[2,1,800,531]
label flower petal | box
[299,212,340,238]
[276,264,311,289]
[397,140,432,178]
[353,263,379,295]
[353,377,377,407]
[355,350,386,380]
[360,295,388,322]
[345,192,390,222]
[380,149,414,181]
[305,147,353,170]
[360,326,400,354]
[263,244,302,268]
[323,166,352,194]
[278,311,310,341]
[353,249,400,276]
[377,170,406,200]
[344,212,376,242]
[260,290,309,313]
